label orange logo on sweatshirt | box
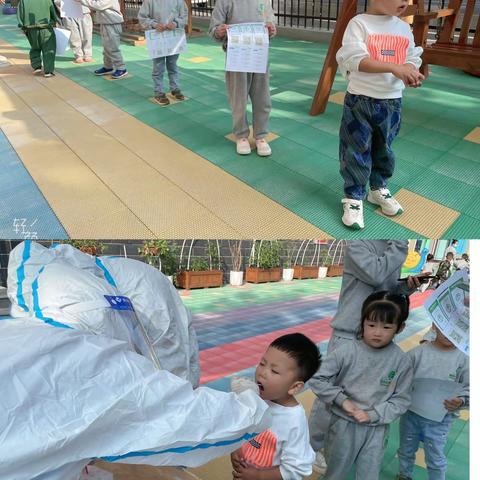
[367,34,409,64]
[240,430,277,468]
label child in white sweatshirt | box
[336,0,424,230]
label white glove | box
[230,376,260,395]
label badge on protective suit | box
[104,295,134,311]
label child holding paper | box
[17,0,59,77]
[138,0,187,106]
[75,0,127,79]
[55,0,94,63]
[397,324,469,480]
[209,0,276,156]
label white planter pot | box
[282,268,294,282]
[318,267,328,278]
[167,275,174,283]
[229,270,244,286]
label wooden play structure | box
[310,0,480,115]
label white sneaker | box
[255,138,272,156]
[367,188,403,216]
[236,138,251,155]
[312,450,327,474]
[341,198,364,229]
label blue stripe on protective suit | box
[16,239,32,312]
[102,431,258,462]
[95,257,117,287]
[31,267,72,330]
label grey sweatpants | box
[325,416,388,480]
[309,333,353,451]
[225,69,271,139]
[64,14,93,59]
[100,23,125,70]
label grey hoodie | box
[330,240,413,337]
[77,0,123,24]
[310,339,413,425]
[138,0,187,30]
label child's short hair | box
[462,253,469,260]
[426,253,434,262]
[269,333,321,382]
[446,251,454,259]
[360,291,407,335]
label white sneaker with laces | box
[312,450,327,474]
[236,138,251,155]
[255,138,272,156]
[342,198,364,229]
[367,188,404,216]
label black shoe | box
[171,89,185,101]
[153,93,170,106]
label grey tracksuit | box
[78,0,125,70]
[65,9,93,59]
[310,240,414,451]
[209,0,275,139]
[310,340,413,480]
[138,0,187,93]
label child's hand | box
[444,397,463,411]
[166,22,176,30]
[342,399,359,416]
[231,449,244,471]
[266,23,276,37]
[155,23,166,32]
[391,64,423,87]
[232,461,258,480]
[352,409,370,423]
[215,24,228,39]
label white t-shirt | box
[336,14,423,99]
[240,401,315,480]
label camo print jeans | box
[339,92,402,200]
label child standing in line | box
[138,0,187,106]
[209,0,276,157]
[397,324,469,480]
[310,293,413,479]
[75,0,127,79]
[17,0,59,77]
[336,0,424,229]
[54,0,94,63]
[230,333,319,479]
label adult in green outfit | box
[17,0,59,77]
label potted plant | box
[3,0,17,14]
[176,240,223,290]
[293,240,319,280]
[68,240,105,256]
[327,262,344,277]
[246,241,282,284]
[228,240,244,286]
[138,240,178,282]
[318,254,332,279]
[281,240,295,282]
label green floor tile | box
[443,215,480,238]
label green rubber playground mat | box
[180,276,342,314]
[1,16,479,238]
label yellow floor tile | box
[464,126,480,144]
[328,91,346,105]
[374,189,460,238]
[185,56,211,63]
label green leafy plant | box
[319,253,333,267]
[207,240,221,270]
[254,241,281,269]
[190,258,210,271]
[138,240,178,276]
